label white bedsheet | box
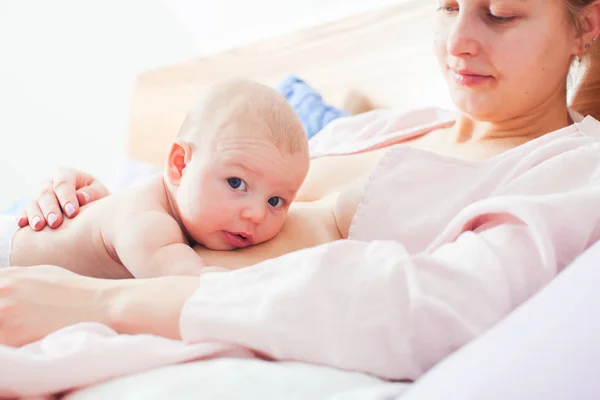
[64,358,408,400]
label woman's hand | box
[0,265,202,347]
[17,167,110,231]
[0,265,115,346]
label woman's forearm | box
[106,276,201,339]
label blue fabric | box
[276,75,348,140]
[2,198,28,216]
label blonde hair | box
[177,79,307,155]
[568,1,600,119]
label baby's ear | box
[165,140,192,186]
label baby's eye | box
[268,196,283,208]
[227,177,247,191]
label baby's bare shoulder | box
[113,205,185,248]
[96,180,174,248]
[98,179,165,224]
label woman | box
[5,0,600,381]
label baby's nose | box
[241,202,267,223]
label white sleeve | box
[180,216,557,380]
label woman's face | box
[434,0,580,122]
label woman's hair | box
[568,1,600,119]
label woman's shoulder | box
[308,107,456,158]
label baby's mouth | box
[222,231,253,248]
[235,232,253,244]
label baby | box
[7,79,310,278]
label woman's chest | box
[406,129,525,162]
[346,146,495,253]
[297,146,395,202]
[299,128,518,202]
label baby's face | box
[175,131,308,250]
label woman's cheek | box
[432,23,449,55]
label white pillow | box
[64,358,407,400]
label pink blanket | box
[0,323,251,398]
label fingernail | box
[80,191,90,202]
[65,202,75,217]
[31,216,41,228]
[47,213,57,227]
[15,216,25,226]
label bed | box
[124,0,452,169]
[59,1,600,398]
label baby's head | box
[164,79,309,250]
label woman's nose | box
[445,11,480,58]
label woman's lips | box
[450,69,492,86]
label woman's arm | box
[0,265,200,346]
[177,222,553,381]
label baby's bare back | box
[10,177,169,278]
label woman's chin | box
[451,96,498,121]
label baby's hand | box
[17,167,110,231]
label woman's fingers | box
[16,167,110,231]
[0,265,92,347]
[75,182,107,207]
[52,167,84,218]
[18,178,65,230]
[24,199,45,231]
[36,180,65,229]
[16,213,28,228]
[53,167,110,211]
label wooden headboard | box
[127,0,447,168]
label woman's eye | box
[437,5,458,15]
[487,12,516,23]
[227,177,247,191]
[268,197,283,208]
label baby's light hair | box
[176,79,308,156]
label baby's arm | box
[113,211,206,278]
